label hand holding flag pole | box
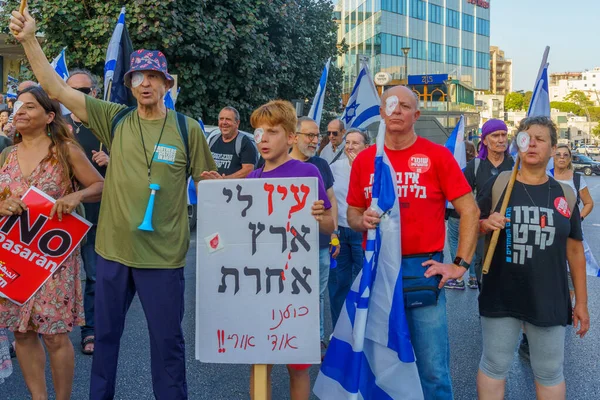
[11,0,27,35]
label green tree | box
[564,90,594,109]
[1,0,343,128]
[522,91,533,111]
[592,123,600,138]
[550,101,582,115]
[504,92,524,111]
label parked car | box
[572,153,600,176]
[574,145,600,156]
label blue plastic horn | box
[138,183,161,231]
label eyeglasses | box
[555,153,570,158]
[73,87,92,95]
[327,131,339,137]
[296,132,323,141]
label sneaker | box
[444,279,465,290]
[467,277,478,289]
[518,335,530,362]
[321,340,328,361]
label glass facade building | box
[336,0,491,94]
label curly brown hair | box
[15,86,82,184]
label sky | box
[491,0,600,91]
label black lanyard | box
[138,111,169,184]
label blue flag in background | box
[342,62,381,129]
[50,48,69,81]
[104,7,135,105]
[308,58,331,126]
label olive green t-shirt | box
[84,96,216,268]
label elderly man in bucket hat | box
[444,118,513,291]
[10,8,216,400]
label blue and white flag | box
[308,58,331,126]
[104,7,135,105]
[6,76,18,99]
[164,88,180,110]
[341,62,381,129]
[314,121,423,400]
[445,115,466,170]
[187,176,197,206]
[527,47,550,119]
[50,48,69,81]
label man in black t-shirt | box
[206,106,257,178]
[66,69,109,356]
[290,116,338,355]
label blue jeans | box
[406,290,453,399]
[447,216,476,279]
[81,225,98,340]
[318,247,330,341]
[328,226,364,327]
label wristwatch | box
[332,229,340,236]
[453,256,471,270]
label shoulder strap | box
[0,145,15,168]
[474,158,481,177]
[208,131,221,149]
[110,106,137,141]
[175,112,190,178]
[491,171,512,213]
[557,181,577,218]
[573,172,582,205]
[235,133,244,158]
[329,148,344,165]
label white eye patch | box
[131,72,144,88]
[516,131,530,153]
[254,128,264,144]
[385,95,399,116]
[13,100,23,114]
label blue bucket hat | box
[124,49,174,89]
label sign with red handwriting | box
[0,187,91,306]
[196,178,320,364]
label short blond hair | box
[250,100,297,135]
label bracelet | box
[478,219,487,234]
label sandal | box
[81,336,94,355]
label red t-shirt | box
[347,136,471,255]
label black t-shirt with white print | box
[210,134,258,176]
[477,176,583,327]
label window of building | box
[410,38,426,59]
[381,0,407,15]
[462,48,474,67]
[429,3,443,24]
[447,45,459,65]
[410,0,426,20]
[429,42,443,62]
[476,18,490,36]
[462,13,474,32]
[379,33,408,56]
[476,51,489,70]
[447,9,460,29]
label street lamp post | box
[401,47,410,80]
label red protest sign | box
[0,187,91,305]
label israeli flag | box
[308,58,331,126]
[445,115,466,170]
[50,48,69,81]
[187,176,197,206]
[164,88,180,110]
[314,121,423,400]
[527,47,551,119]
[342,61,382,129]
[104,7,134,105]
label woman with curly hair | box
[0,86,104,400]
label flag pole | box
[11,0,27,35]
[482,155,520,274]
[252,364,268,400]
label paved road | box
[3,176,600,399]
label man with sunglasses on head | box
[445,119,513,290]
[64,69,109,357]
[290,116,338,356]
[319,118,346,164]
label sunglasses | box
[327,131,339,137]
[74,87,92,95]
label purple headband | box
[478,119,508,159]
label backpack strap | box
[175,112,190,178]
[208,131,220,149]
[235,132,244,159]
[472,158,481,197]
[329,148,345,165]
[110,106,137,143]
[490,171,512,213]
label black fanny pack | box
[402,252,443,309]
